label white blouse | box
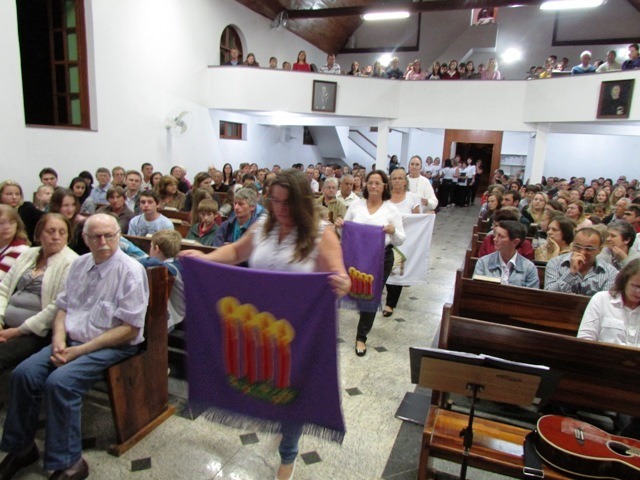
[343,198,405,247]
[249,216,326,272]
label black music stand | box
[410,347,556,480]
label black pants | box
[438,180,454,206]
[357,247,394,343]
[385,284,403,308]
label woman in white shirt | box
[383,169,421,317]
[181,169,350,480]
[337,170,405,357]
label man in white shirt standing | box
[596,50,621,73]
[336,175,359,207]
[320,54,341,74]
[407,156,438,212]
[306,166,319,193]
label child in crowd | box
[187,199,219,246]
[127,190,174,236]
[34,185,54,211]
[138,230,185,331]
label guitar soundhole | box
[608,441,632,456]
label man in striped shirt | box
[545,227,617,296]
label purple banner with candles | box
[182,257,345,442]
[340,221,385,312]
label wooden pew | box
[452,269,589,335]
[123,235,214,380]
[124,234,216,255]
[419,307,640,479]
[160,208,190,223]
[106,266,175,456]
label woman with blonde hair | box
[0,205,30,282]
[523,192,548,225]
[0,180,43,244]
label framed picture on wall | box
[597,79,634,119]
[312,80,337,113]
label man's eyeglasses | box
[572,244,599,253]
[85,231,120,242]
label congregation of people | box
[473,168,640,293]
[1,149,640,478]
[222,43,640,81]
[0,155,443,480]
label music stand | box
[410,347,555,480]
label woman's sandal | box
[355,341,367,357]
[382,307,393,317]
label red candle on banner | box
[217,297,240,376]
[366,274,373,297]
[251,312,275,382]
[235,304,258,380]
[348,267,357,294]
[269,319,295,388]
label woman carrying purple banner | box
[180,169,350,480]
[336,170,405,357]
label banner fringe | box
[195,404,346,444]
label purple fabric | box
[340,221,385,312]
[182,257,345,441]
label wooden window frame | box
[220,121,245,140]
[219,25,243,65]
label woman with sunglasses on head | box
[180,169,350,480]
[336,170,405,357]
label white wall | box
[544,133,640,181]
[0,0,326,196]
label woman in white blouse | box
[383,169,421,317]
[337,170,405,357]
[181,169,350,480]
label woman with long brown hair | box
[180,170,350,479]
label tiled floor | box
[0,204,511,479]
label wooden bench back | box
[452,269,585,334]
[106,266,175,455]
[439,307,640,417]
[124,234,216,254]
[160,209,190,222]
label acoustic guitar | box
[535,415,640,479]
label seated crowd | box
[223,43,640,80]
[0,155,442,479]
[1,154,639,477]
[472,169,640,297]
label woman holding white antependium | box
[180,169,350,480]
[0,213,78,374]
[382,168,421,317]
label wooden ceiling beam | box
[286,0,547,19]
[627,0,640,12]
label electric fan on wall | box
[165,109,192,136]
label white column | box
[528,126,548,184]
[400,129,411,167]
[376,122,390,170]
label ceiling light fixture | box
[362,11,410,21]
[540,0,604,11]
